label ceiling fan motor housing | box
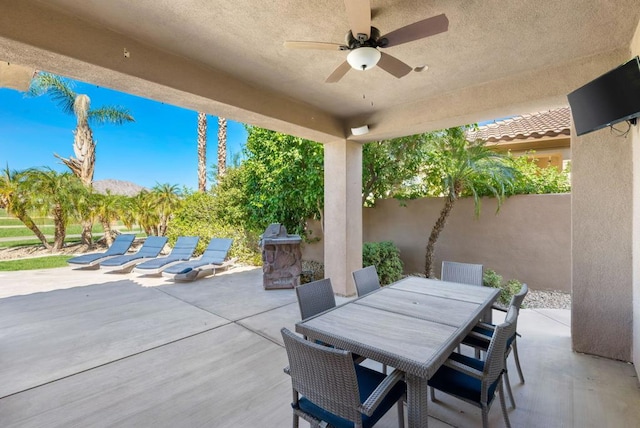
[345,26,387,49]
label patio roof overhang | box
[0,1,638,143]
[2,0,640,371]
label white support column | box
[323,139,362,296]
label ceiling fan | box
[283,0,448,83]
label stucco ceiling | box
[0,0,639,142]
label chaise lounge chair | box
[133,236,200,275]
[67,234,136,269]
[99,236,169,272]
[162,238,234,281]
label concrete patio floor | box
[0,266,638,427]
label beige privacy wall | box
[303,194,571,292]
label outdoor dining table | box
[295,275,500,428]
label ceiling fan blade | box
[381,13,449,47]
[344,0,371,40]
[325,61,351,83]
[284,41,345,50]
[377,52,412,78]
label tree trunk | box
[72,124,96,186]
[52,205,66,250]
[197,112,207,192]
[16,211,51,250]
[80,219,93,247]
[101,220,113,246]
[424,195,457,278]
[217,117,227,178]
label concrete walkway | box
[0,266,638,427]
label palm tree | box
[0,166,51,249]
[24,168,87,250]
[29,72,134,247]
[151,183,182,236]
[197,112,207,192]
[217,117,227,178]
[29,72,135,186]
[423,127,516,278]
[93,191,123,246]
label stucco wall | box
[303,194,571,292]
[572,104,634,362]
[631,20,640,377]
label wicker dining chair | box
[462,283,529,408]
[281,328,406,428]
[441,260,483,286]
[441,260,491,324]
[429,307,517,428]
[295,278,336,321]
[352,265,381,297]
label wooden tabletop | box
[295,276,499,379]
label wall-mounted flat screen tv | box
[567,56,640,136]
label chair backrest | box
[281,327,362,423]
[104,234,136,255]
[509,283,529,309]
[295,278,336,320]
[170,236,200,259]
[201,238,233,264]
[441,261,483,286]
[352,265,381,296]
[136,236,169,257]
[482,306,518,398]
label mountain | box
[93,179,147,196]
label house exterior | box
[468,107,571,171]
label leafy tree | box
[242,126,324,236]
[506,154,571,195]
[362,134,431,206]
[167,192,261,263]
[28,72,134,246]
[210,165,250,228]
[0,166,51,249]
[422,127,516,277]
[23,168,87,250]
[197,112,208,192]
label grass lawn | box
[0,224,109,238]
[0,217,54,226]
[0,255,72,271]
[0,232,146,249]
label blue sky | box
[0,78,248,189]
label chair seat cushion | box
[295,365,406,428]
[428,353,499,404]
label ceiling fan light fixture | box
[347,47,381,71]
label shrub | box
[483,268,524,307]
[167,192,261,265]
[301,260,324,284]
[362,241,404,286]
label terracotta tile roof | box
[467,107,571,142]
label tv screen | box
[567,56,640,136]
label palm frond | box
[28,72,76,115]
[88,106,135,125]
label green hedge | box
[483,268,524,307]
[166,192,262,265]
[362,241,404,286]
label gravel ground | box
[523,289,571,309]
